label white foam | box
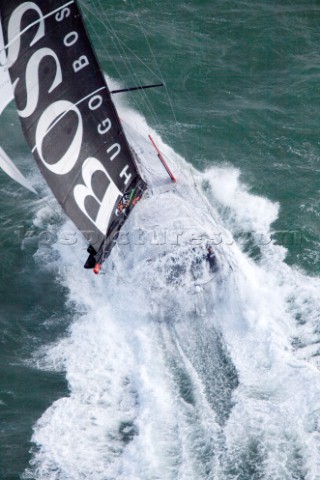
[201,164,320,478]
[24,81,320,480]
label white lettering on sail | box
[88,95,103,111]
[73,55,89,73]
[36,100,83,174]
[17,48,62,118]
[120,165,132,185]
[7,2,45,67]
[55,8,71,22]
[74,157,121,233]
[64,31,78,47]
[4,1,139,245]
[107,143,121,161]
[98,118,111,135]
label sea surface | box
[1,1,320,479]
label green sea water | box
[1,1,320,479]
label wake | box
[23,96,320,480]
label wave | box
[23,88,320,480]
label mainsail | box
[0,0,146,269]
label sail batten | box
[0,0,146,258]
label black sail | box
[0,0,146,257]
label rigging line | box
[80,10,137,114]
[126,0,203,207]
[0,1,75,60]
[80,0,163,129]
[80,1,162,81]
[126,2,227,257]
[95,0,162,127]
[97,5,162,133]
[127,1,205,201]
[127,0,173,123]
[126,0,207,219]
[82,0,140,91]
[80,1,159,128]
[128,0,184,155]
[120,119,164,180]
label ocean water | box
[1,1,320,479]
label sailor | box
[115,201,125,216]
[206,246,218,272]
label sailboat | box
[0,0,175,273]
